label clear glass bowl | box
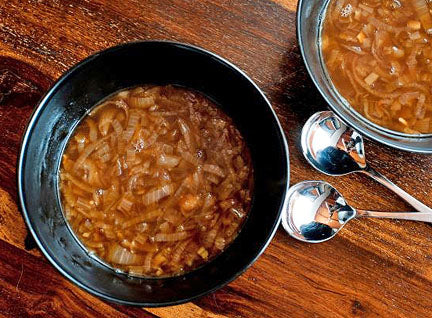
[297,0,432,153]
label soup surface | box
[59,85,253,277]
[322,0,432,134]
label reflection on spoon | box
[282,181,432,243]
[301,111,432,214]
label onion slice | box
[98,108,117,136]
[178,118,195,151]
[203,164,225,177]
[87,118,98,142]
[73,135,110,171]
[412,0,432,33]
[154,231,189,242]
[123,111,140,142]
[108,244,140,265]
[129,96,155,108]
[157,154,180,168]
[62,173,95,193]
[122,209,163,228]
[143,184,174,206]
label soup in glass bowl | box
[297,0,432,152]
[322,0,432,134]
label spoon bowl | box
[283,181,432,243]
[282,181,356,243]
[301,111,432,214]
[301,111,366,176]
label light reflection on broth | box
[59,85,253,277]
[322,0,432,134]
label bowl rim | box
[296,0,432,153]
[17,40,290,306]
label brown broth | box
[322,0,432,134]
[59,85,253,277]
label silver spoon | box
[301,111,432,214]
[282,181,432,243]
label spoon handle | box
[356,209,432,223]
[362,166,432,214]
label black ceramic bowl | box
[18,41,289,306]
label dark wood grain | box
[1,0,432,317]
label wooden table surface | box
[1,0,432,317]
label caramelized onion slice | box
[143,184,175,206]
[123,111,140,142]
[73,136,110,171]
[62,173,95,193]
[412,0,432,33]
[154,231,189,242]
[157,154,180,168]
[108,244,141,265]
[203,164,225,177]
[98,107,117,136]
[129,96,155,109]
[122,209,163,228]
